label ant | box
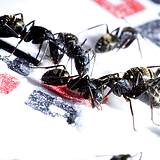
[110,154,134,160]
[50,32,95,76]
[66,38,95,76]
[11,20,57,62]
[49,33,95,76]
[7,20,68,64]
[96,152,142,160]
[11,20,94,77]
[32,64,109,109]
[101,66,160,130]
[84,24,142,57]
[0,13,25,38]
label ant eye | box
[130,75,133,79]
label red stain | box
[0,73,20,94]
[42,84,108,107]
[42,84,92,107]
[94,0,145,18]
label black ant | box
[11,20,56,62]
[7,20,69,65]
[0,13,25,38]
[110,154,134,160]
[11,21,94,76]
[102,66,160,130]
[66,39,95,76]
[32,64,109,109]
[96,152,142,160]
[84,24,142,57]
[49,33,95,76]
[51,32,96,76]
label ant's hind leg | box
[125,97,136,131]
[149,95,160,126]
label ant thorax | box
[103,33,117,43]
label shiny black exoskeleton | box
[0,13,25,38]
[68,39,95,76]
[110,154,131,160]
[68,43,93,76]
[40,65,71,85]
[104,66,160,130]
[53,34,94,76]
[48,32,93,77]
[96,152,142,160]
[110,152,142,160]
[34,65,107,109]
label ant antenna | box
[77,23,107,35]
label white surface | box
[0,0,160,160]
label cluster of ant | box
[1,13,160,131]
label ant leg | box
[30,64,67,70]
[149,93,160,126]
[71,58,73,74]
[85,48,96,77]
[88,84,96,108]
[136,37,143,59]
[122,36,142,59]
[80,38,87,47]
[138,152,143,160]
[36,42,44,59]
[99,73,120,80]
[129,152,143,160]
[4,24,19,38]
[85,76,100,109]
[24,20,35,28]
[105,24,109,33]
[65,57,70,67]
[155,68,160,77]
[13,13,24,20]
[111,27,120,36]
[38,41,49,62]
[125,97,136,131]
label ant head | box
[14,19,25,34]
[64,33,78,47]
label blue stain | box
[25,90,78,124]
[136,19,160,47]
[7,58,32,76]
